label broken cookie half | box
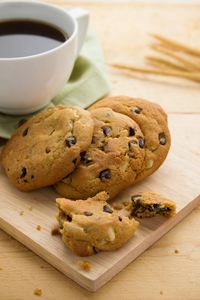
[56,191,138,256]
[131,192,176,218]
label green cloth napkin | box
[0,31,110,139]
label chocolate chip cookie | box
[56,191,139,256]
[55,107,145,200]
[1,106,94,191]
[131,192,176,218]
[88,96,171,182]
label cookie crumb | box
[51,226,60,236]
[160,290,163,295]
[125,204,132,211]
[36,225,41,231]
[78,260,92,272]
[123,201,132,211]
[19,210,24,216]
[123,200,131,206]
[29,206,33,212]
[174,249,179,254]
[34,288,42,296]
[112,203,123,210]
[123,200,132,211]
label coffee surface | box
[0,20,67,58]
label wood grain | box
[0,1,200,299]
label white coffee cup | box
[0,1,89,115]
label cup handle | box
[66,8,89,56]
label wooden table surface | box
[1,1,200,299]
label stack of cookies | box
[0,96,175,256]
[0,96,171,197]
[55,96,171,199]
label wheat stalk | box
[110,63,200,83]
[110,35,200,84]
[152,34,200,58]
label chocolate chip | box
[31,175,34,179]
[128,140,137,149]
[65,136,76,147]
[84,211,93,216]
[80,151,93,164]
[45,146,51,154]
[129,127,135,136]
[131,195,141,206]
[131,194,141,200]
[23,179,28,183]
[93,246,98,254]
[161,207,171,212]
[92,136,97,144]
[82,157,93,164]
[18,119,27,127]
[148,205,154,212]
[22,127,29,136]
[118,216,122,222]
[80,151,86,158]
[103,127,112,136]
[20,167,27,178]
[83,157,93,164]
[131,107,142,114]
[73,158,77,165]
[66,215,72,222]
[99,169,111,181]
[138,137,145,148]
[131,201,142,215]
[159,132,166,145]
[103,205,113,214]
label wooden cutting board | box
[0,114,199,292]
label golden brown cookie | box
[56,191,139,256]
[1,106,94,191]
[89,96,171,182]
[131,192,176,218]
[55,107,145,200]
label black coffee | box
[0,20,67,58]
